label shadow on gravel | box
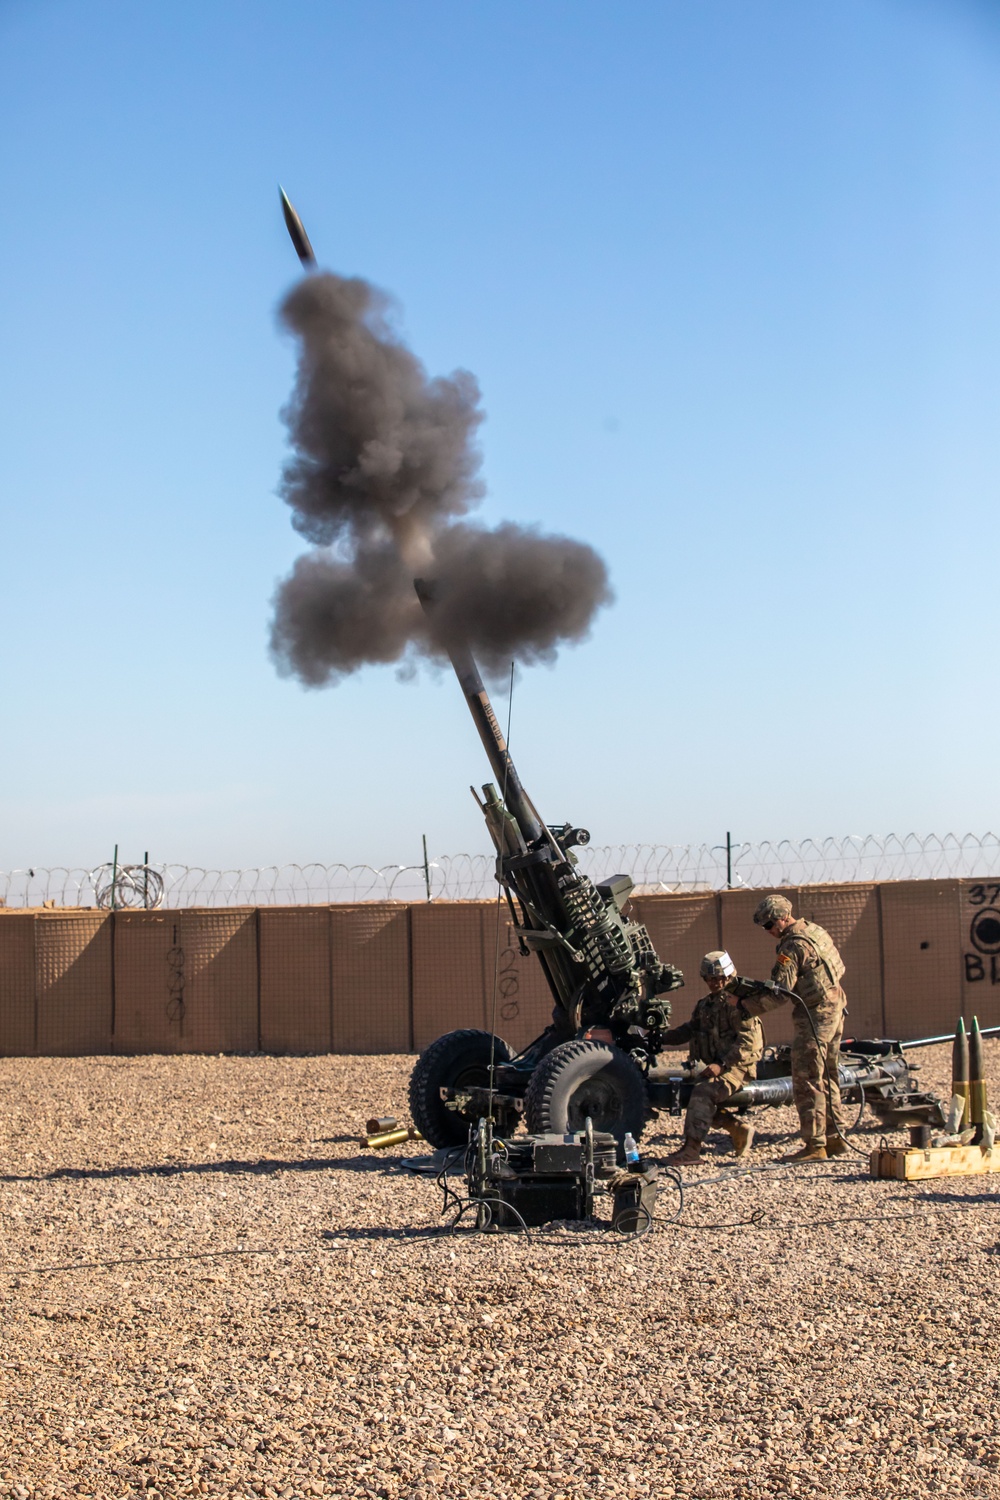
[0,1220,478,1278]
[0,1152,411,1185]
[917,1186,1000,1205]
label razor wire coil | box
[1,830,1000,907]
[92,863,166,910]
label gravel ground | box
[1,1042,999,1500]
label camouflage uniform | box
[746,918,848,1148]
[662,983,764,1143]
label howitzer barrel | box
[414,581,544,846]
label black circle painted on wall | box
[970,908,1000,954]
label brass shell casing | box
[953,1081,971,1131]
[365,1127,424,1150]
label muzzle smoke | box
[270,272,612,684]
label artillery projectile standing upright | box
[969,1015,987,1140]
[952,1016,970,1131]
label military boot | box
[716,1114,755,1158]
[665,1138,703,1165]
[780,1143,828,1163]
[825,1134,849,1157]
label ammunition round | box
[365,1128,410,1150]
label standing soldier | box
[742,894,848,1162]
[662,951,764,1166]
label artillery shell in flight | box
[280,187,316,268]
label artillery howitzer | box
[408,612,685,1149]
[407,625,947,1150]
[272,189,946,1157]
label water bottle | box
[623,1132,640,1167]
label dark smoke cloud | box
[427,523,612,676]
[270,271,612,685]
[278,275,485,550]
[269,545,417,688]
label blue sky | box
[1,0,999,872]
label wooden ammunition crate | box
[870,1144,1000,1181]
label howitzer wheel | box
[524,1040,647,1149]
[408,1029,514,1149]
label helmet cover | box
[700,949,737,981]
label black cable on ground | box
[651,1164,684,1226]
[671,1197,1000,1233]
[435,1145,469,1219]
[675,1157,854,1190]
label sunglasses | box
[763,920,775,931]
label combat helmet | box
[699,950,737,981]
[753,893,794,927]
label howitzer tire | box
[524,1040,647,1148]
[409,1029,514,1149]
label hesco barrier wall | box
[0,879,998,1057]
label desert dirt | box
[0,1042,998,1500]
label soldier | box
[661,951,764,1166]
[742,893,848,1163]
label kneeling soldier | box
[662,951,764,1166]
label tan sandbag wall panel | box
[0,880,996,1054]
[880,882,963,1039]
[410,902,487,1051]
[114,910,182,1053]
[959,879,1000,1030]
[259,908,332,1054]
[0,913,36,1055]
[114,909,258,1054]
[172,909,258,1053]
[330,904,411,1053]
[797,884,883,1037]
[36,911,113,1056]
